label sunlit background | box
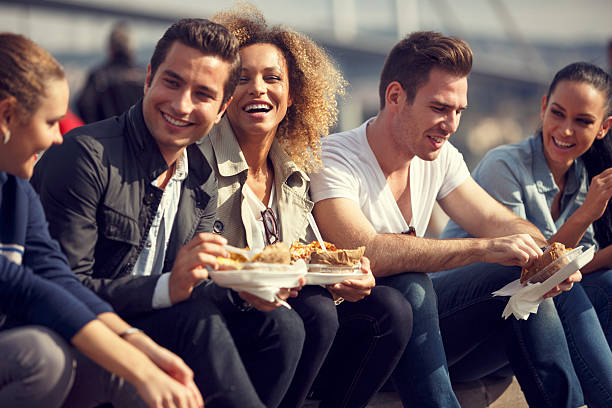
[2,0,611,233]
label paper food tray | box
[305,263,368,285]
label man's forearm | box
[365,234,487,276]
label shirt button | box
[213,220,224,233]
[145,241,152,249]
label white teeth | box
[429,136,445,143]
[554,138,573,148]
[244,103,272,112]
[163,112,190,127]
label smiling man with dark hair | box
[33,18,304,408]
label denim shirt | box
[442,134,597,250]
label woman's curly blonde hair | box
[213,3,346,172]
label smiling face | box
[540,80,611,170]
[226,43,292,142]
[142,41,231,162]
[0,78,68,178]
[388,68,468,161]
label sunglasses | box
[261,207,280,245]
[401,226,416,236]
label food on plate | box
[520,242,572,285]
[309,246,366,267]
[290,240,338,261]
[250,242,291,264]
[216,252,247,269]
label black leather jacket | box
[32,101,217,316]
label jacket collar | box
[125,100,168,183]
[207,116,309,185]
[530,133,583,196]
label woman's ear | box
[540,94,548,121]
[0,97,15,136]
[597,115,612,140]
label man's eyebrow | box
[162,69,219,97]
[431,101,468,111]
[162,69,183,82]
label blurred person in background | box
[32,18,306,408]
[443,61,612,407]
[0,32,202,408]
[201,5,413,407]
[76,21,145,123]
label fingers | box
[237,291,280,312]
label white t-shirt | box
[310,120,470,237]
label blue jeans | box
[130,283,305,408]
[553,272,612,408]
[311,285,413,408]
[581,268,612,347]
[380,263,584,408]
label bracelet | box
[334,297,345,306]
[119,327,144,339]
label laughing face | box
[541,80,611,170]
[142,41,231,162]
[390,68,468,161]
[226,43,292,143]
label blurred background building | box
[2,0,610,233]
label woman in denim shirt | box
[444,62,612,407]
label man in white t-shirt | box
[310,31,585,407]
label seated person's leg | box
[312,285,412,408]
[224,302,305,408]
[280,285,338,408]
[62,349,145,408]
[128,292,268,408]
[0,326,74,408]
[433,262,583,408]
[553,280,612,408]
[580,268,612,345]
[378,272,460,408]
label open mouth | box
[244,103,272,114]
[552,137,575,149]
[428,135,447,144]
[162,112,191,127]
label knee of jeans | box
[383,273,436,314]
[308,301,340,342]
[19,327,74,390]
[269,308,306,349]
[372,286,413,338]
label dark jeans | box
[311,286,413,408]
[281,286,339,408]
[381,263,584,408]
[128,283,305,408]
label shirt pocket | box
[100,205,140,246]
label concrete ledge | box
[305,376,528,408]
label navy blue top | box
[0,171,112,341]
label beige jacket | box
[198,116,314,248]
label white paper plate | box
[209,261,306,289]
[493,245,595,298]
[305,264,368,285]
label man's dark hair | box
[378,31,472,109]
[149,18,241,104]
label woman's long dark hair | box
[547,62,612,247]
